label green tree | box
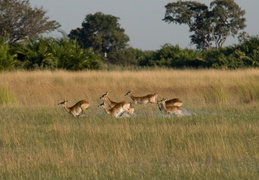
[0,0,60,43]
[163,0,246,50]
[69,12,129,54]
[238,31,250,44]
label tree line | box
[0,0,258,71]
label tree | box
[69,12,129,54]
[238,31,250,44]
[0,0,60,43]
[163,0,246,50]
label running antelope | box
[98,102,130,118]
[100,91,135,115]
[125,91,158,104]
[157,99,182,116]
[162,98,183,107]
[58,100,90,117]
[99,91,120,108]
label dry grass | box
[1,69,258,106]
[0,69,259,179]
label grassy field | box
[0,69,259,179]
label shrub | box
[138,44,204,68]
[235,36,259,67]
[0,37,16,71]
[15,38,103,70]
[108,48,139,66]
[56,38,103,70]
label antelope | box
[58,100,90,117]
[99,91,120,108]
[162,98,183,107]
[100,91,135,115]
[157,99,182,116]
[125,91,158,104]
[98,102,130,118]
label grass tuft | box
[204,85,230,104]
[0,87,19,105]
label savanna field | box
[0,69,259,179]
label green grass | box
[0,104,258,179]
[0,87,19,105]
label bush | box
[15,38,103,70]
[1,34,259,70]
[202,48,230,68]
[138,44,205,68]
[107,48,140,66]
[55,38,103,70]
[0,37,16,71]
[235,36,259,67]
[203,36,259,69]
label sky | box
[29,0,259,50]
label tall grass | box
[1,69,259,106]
[0,69,258,179]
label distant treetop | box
[0,0,60,43]
[163,0,246,50]
[69,12,130,54]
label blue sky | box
[29,0,259,50]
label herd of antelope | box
[58,91,184,118]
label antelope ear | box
[125,91,131,96]
[58,100,65,105]
[100,94,104,99]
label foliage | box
[15,38,57,69]
[69,12,129,54]
[163,0,246,50]
[203,36,259,69]
[107,47,141,66]
[202,47,230,68]
[0,36,16,70]
[0,32,258,71]
[137,50,156,67]
[238,31,250,44]
[15,37,103,70]
[1,35,257,71]
[0,0,60,43]
[236,35,259,66]
[138,44,204,68]
[56,38,103,70]
[136,36,259,69]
